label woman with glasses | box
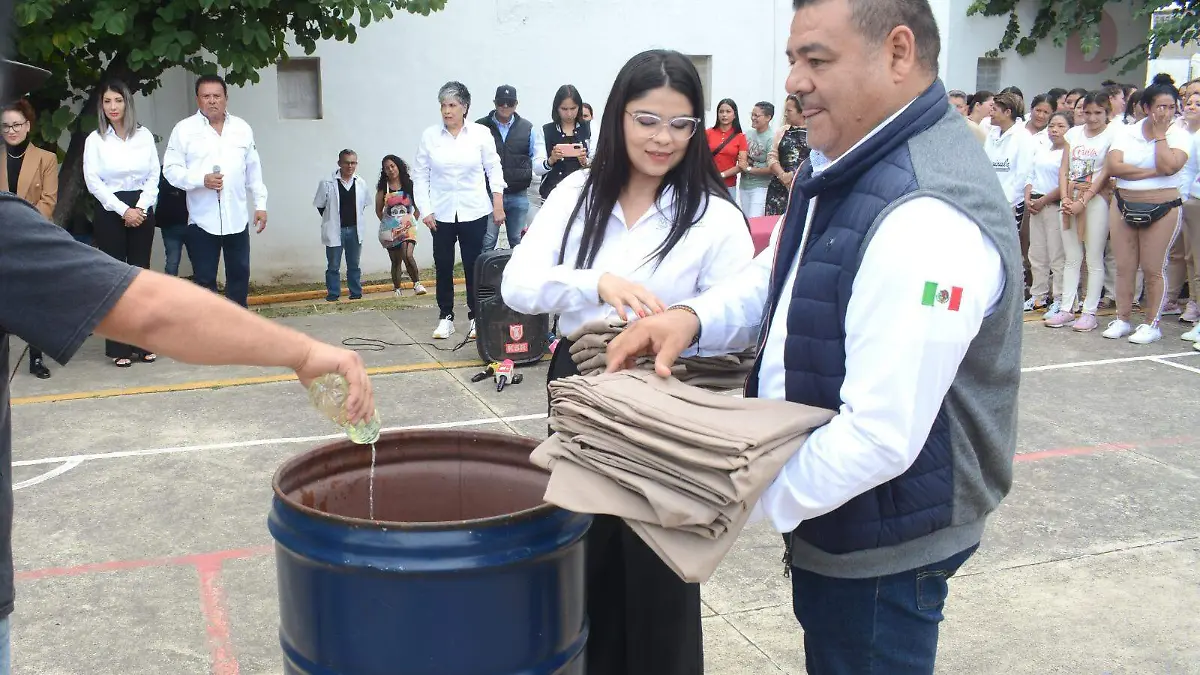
[739,101,775,218]
[765,94,809,217]
[413,81,506,341]
[707,98,748,201]
[83,79,161,368]
[1102,74,1191,345]
[502,49,754,675]
[2,98,59,379]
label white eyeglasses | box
[626,111,700,140]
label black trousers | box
[547,343,704,675]
[431,216,486,321]
[93,192,155,359]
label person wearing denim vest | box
[605,1,1023,672]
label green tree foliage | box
[12,0,447,225]
[967,1,1191,74]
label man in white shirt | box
[607,0,1022,672]
[313,150,372,302]
[163,74,268,308]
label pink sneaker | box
[1043,310,1076,328]
[1071,313,1099,332]
[1162,301,1183,316]
[1181,300,1199,323]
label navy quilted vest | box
[747,81,956,555]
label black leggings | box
[387,241,420,288]
[546,343,704,675]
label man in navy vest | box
[607,0,1022,672]
[477,85,548,251]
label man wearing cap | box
[477,85,547,251]
[0,58,373,673]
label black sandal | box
[114,358,133,368]
[132,351,157,363]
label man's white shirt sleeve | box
[684,221,779,355]
[756,198,1005,532]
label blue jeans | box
[186,224,251,307]
[483,192,529,251]
[790,544,978,674]
[161,223,188,276]
[0,615,11,675]
[326,226,363,301]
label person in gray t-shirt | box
[0,197,374,670]
[739,101,777,218]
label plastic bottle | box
[308,373,381,445]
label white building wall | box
[143,0,796,284]
[139,0,1149,285]
[932,0,1149,95]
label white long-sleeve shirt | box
[163,110,267,236]
[986,123,1037,207]
[412,123,506,223]
[82,126,160,215]
[684,110,1005,535]
[501,170,754,340]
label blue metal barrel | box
[269,429,591,675]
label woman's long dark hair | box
[551,84,585,126]
[377,154,414,197]
[712,97,743,134]
[559,49,737,270]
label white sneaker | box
[413,282,427,295]
[1128,323,1162,345]
[468,319,477,340]
[393,288,404,298]
[432,318,455,339]
[1041,299,1061,320]
[1101,319,1132,339]
[1181,324,1200,342]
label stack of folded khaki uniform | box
[565,318,755,391]
[530,370,835,583]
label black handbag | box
[1115,192,1181,229]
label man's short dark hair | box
[195,74,228,96]
[338,149,357,162]
[948,89,967,100]
[793,0,941,73]
[754,101,776,118]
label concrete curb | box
[247,277,466,306]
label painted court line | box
[1151,357,1200,376]
[1020,351,1198,373]
[12,459,82,490]
[12,413,549,469]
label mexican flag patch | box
[922,282,962,311]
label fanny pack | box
[1115,193,1182,229]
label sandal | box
[114,358,133,368]
[132,351,157,363]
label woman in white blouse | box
[413,81,506,341]
[1103,74,1191,345]
[83,79,160,367]
[502,49,754,675]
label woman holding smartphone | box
[503,50,754,675]
[540,84,592,199]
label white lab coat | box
[313,170,373,247]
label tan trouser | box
[1063,186,1110,314]
[1110,188,1185,326]
[1028,200,1065,299]
[1182,199,1200,303]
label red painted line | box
[197,559,241,675]
[1015,436,1193,463]
[15,545,272,582]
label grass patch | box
[249,263,466,296]
[253,290,465,320]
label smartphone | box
[557,143,585,158]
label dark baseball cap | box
[1,59,49,104]
[494,85,517,105]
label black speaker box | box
[474,249,549,365]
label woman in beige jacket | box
[2,98,59,378]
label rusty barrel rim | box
[271,427,557,530]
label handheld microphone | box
[494,359,514,392]
[213,164,224,232]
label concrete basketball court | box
[5,302,1199,675]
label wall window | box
[277,57,322,120]
[687,55,713,112]
[976,57,1003,93]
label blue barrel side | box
[269,496,591,675]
